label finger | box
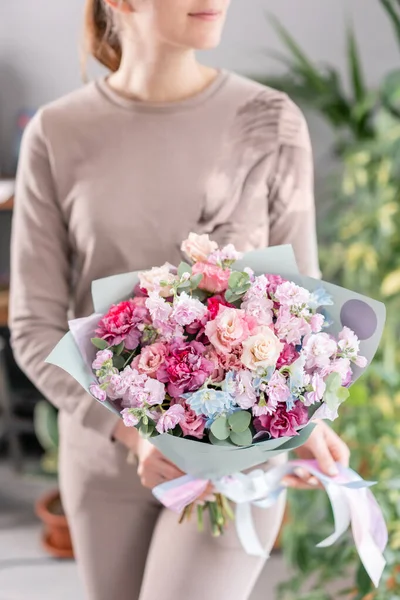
[330,440,351,468]
[282,475,319,490]
[155,460,185,482]
[293,467,319,487]
[314,437,339,477]
[159,455,186,476]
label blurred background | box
[1,0,400,598]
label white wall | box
[0,0,399,173]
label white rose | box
[139,263,177,298]
[181,232,218,263]
[241,327,284,371]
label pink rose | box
[132,342,167,377]
[96,300,150,350]
[205,306,255,355]
[175,401,206,439]
[254,402,309,439]
[276,343,299,369]
[181,233,218,263]
[192,262,230,294]
[156,404,186,434]
[157,341,214,398]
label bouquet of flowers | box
[47,234,387,585]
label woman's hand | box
[283,420,350,489]
[112,420,184,489]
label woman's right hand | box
[112,420,184,489]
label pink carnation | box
[205,306,256,355]
[172,292,208,327]
[132,342,168,377]
[156,404,186,434]
[207,295,235,320]
[157,341,214,398]
[276,343,299,369]
[175,401,206,439]
[191,262,230,294]
[96,300,150,350]
[254,402,309,439]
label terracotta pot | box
[35,489,74,559]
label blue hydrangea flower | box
[308,287,334,310]
[183,388,235,420]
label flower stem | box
[197,505,204,532]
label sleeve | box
[268,100,321,279]
[9,110,119,439]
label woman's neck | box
[107,44,218,104]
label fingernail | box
[328,466,339,476]
[309,477,319,486]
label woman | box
[9,1,350,599]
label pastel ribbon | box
[153,459,387,587]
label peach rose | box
[131,342,167,377]
[205,306,254,355]
[181,233,218,263]
[192,262,230,294]
[241,327,284,371]
[139,263,177,298]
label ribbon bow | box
[153,459,387,587]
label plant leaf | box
[210,417,230,440]
[113,341,125,356]
[230,428,253,447]
[209,432,235,446]
[91,337,109,350]
[178,262,192,278]
[190,273,203,289]
[113,355,126,370]
[347,23,367,104]
[228,410,252,433]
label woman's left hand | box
[282,420,350,490]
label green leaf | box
[209,432,234,446]
[228,271,244,289]
[347,23,367,104]
[228,410,252,433]
[113,341,125,356]
[210,417,230,440]
[178,262,192,278]
[337,386,350,404]
[112,355,126,370]
[91,337,109,350]
[139,420,155,439]
[190,273,203,289]
[269,14,325,91]
[230,428,253,447]
[177,280,191,290]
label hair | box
[84,0,122,73]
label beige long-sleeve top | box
[9,70,320,440]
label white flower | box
[172,292,208,326]
[275,281,311,307]
[146,292,173,322]
[139,263,177,298]
[241,327,284,371]
[181,232,218,263]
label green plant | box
[261,2,400,598]
[33,400,59,476]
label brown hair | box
[84,0,122,73]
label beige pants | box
[59,411,286,600]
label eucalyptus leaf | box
[91,337,109,350]
[178,262,192,278]
[177,280,191,290]
[210,417,230,440]
[190,273,203,289]
[230,428,253,447]
[228,410,252,433]
[113,341,125,356]
[112,355,126,370]
[209,432,235,446]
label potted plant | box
[34,400,74,559]
[258,1,400,597]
